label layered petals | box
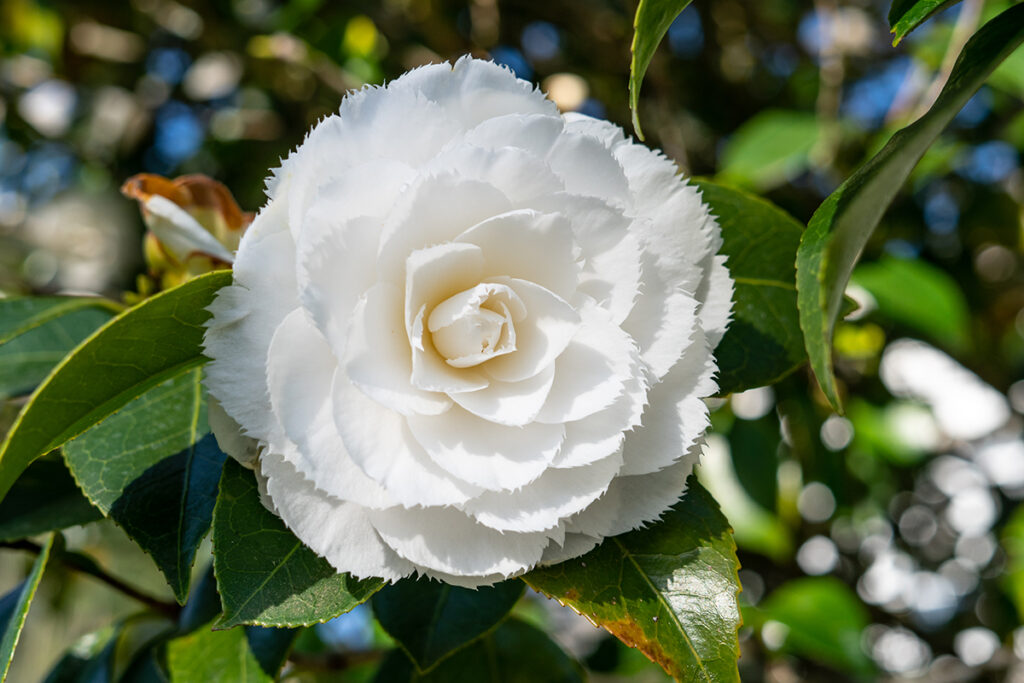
[203,57,731,587]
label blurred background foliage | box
[1,0,1023,681]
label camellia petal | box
[406,406,563,491]
[619,329,718,476]
[261,451,414,581]
[536,301,639,424]
[266,308,394,509]
[344,282,453,416]
[332,372,480,507]
[462,449,624,533]
[455,209,578,303]
[481,277,581,384]
[367,504,550,579]
[450,362,556,427]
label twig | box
[2,539,181,619]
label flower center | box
[427,282,526,368]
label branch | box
[2,539,181,619]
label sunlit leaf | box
[524,477,741,681]
[889,0,962,45]
[629,0,694,138]
[0,533,54,682]
[716,111,821,192]
[0,297,118,400]
[0,270,231,503]
[64,370,225,603]
[796,5,1024,410]
[851,256,970,352]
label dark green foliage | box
[212,459,385,628]
[0,271,232,501]
[64,370,224,603]
[374,618,584,683]
[0,534,54,682]
[0,454,101,541]
[696,180,806,394]
[372,577,525,672]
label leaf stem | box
[1,539,181,619]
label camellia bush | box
[1,0,1023,681]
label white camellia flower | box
[204,57,733,587]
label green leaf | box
[850,256,970,352]
[695,180,806,394]
[750,577,874,676]
[716,111,821,192]
[0,296,121,345]
[0,270,232,503]
[166,624,295,683]
[374,617,583,683]
[372,577,525,672]
[178,564,222,635]
[629,0,694,139]
[0,453,101,542]
[796,5,1024,410]
[63,370,224,603]
[889,0,962,45]
[728,417,780,512]
[213,458,385,629]
[524,477,741,682]
[0,299,116,400]
[0,533,55,682]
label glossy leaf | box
[0,270,232,503]
[796,5,1024,410]
[0,296,120,345]
[524,477,741,681]
[0,298,116,400]
[0,454,101,542]
[64,370,224,603]
[374,618,583,683]
[372,577,525,672]
[166,624,285,683]
[716,111,821,191]
[696,180,806,394]
[629,0,694,138]
[0,533,54,682]
[213,459,385,628]
[889,0,962,44]
[750,577,874,676]
[850,256,970,352]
